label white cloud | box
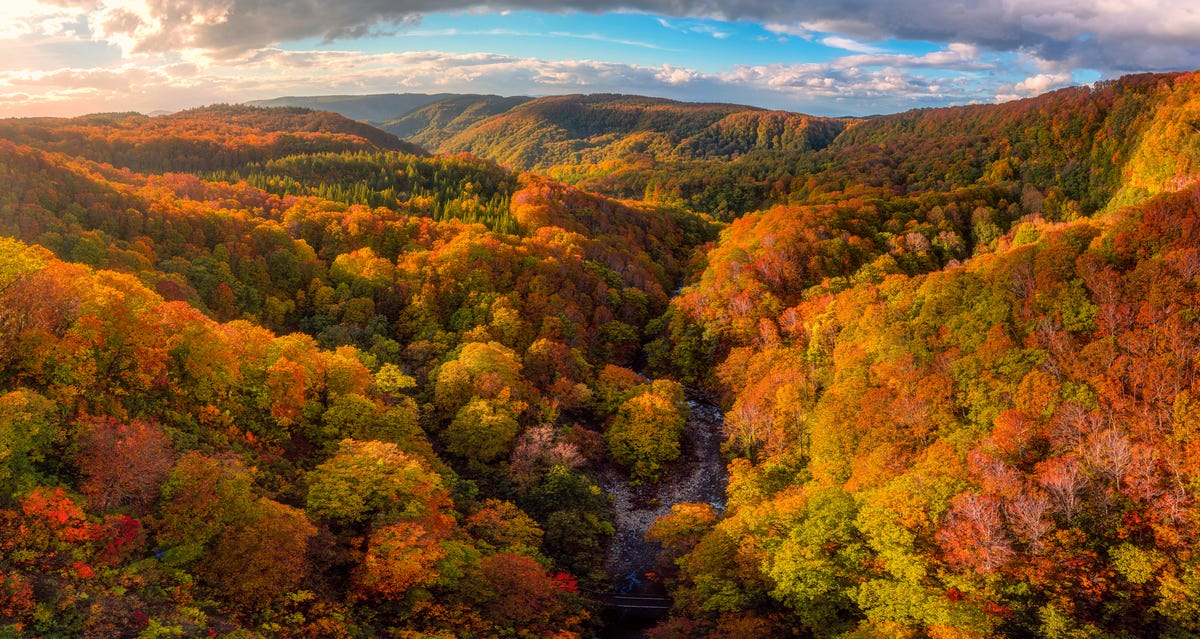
[1014,71,1074,94]
[689,24,730,39]
[764,23,811,39]
[30,0,1191,73]
[1,0,1195,118]
[655,17,729,39]
[0,45,1009,118]
[0,0,88,39]
[995,71,1074,102]
[835,42,992,71]
[821,36,885,54]
[0,0,1195,81]
[547,31,679,51]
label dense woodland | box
[1,70,1200,638]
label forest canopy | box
[2,71,1200,638]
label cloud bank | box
[56,0,1200,72]
[0,0,1195,118]
[0,45,997,117]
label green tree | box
[433,341,527,416]
[604,380,689,484]
[444,399,521,464]
[306,439,450,527]
[0,389,58,500]
[156,452,257,566]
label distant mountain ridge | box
[429,93,852,170]
[245,93,457,124]
[0,104,424,173]
[248,92,852,170]
[380,94,534,149]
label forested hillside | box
[426,94,849,170]
[379,95,534,148]
[646,70,1200,638]
[267,92,848,180]
[0,105,423,173]
[0,107,721,635]
[246,94,457,124]
[2,70,1200,638]
[648,182,1200,639]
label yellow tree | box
[605,380,689,484]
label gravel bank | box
[600,390,728,582]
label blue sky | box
[289,12,880,70]
[0,1,1188,118]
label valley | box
[1,70,1200,639]
[602,390,727,582]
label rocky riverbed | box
[599,389,728,582]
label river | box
[599,389,728,595]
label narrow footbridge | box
[601,594,673,612]
[591,568,673,617]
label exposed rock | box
[600,390,727,582]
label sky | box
[0,1,1197,118]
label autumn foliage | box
[4,73,1200,637]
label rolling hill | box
[428,93,850,170]
[379,94,534,148]
[244,92,852,171]
[0,104,425,173]
[245,93,457,124]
